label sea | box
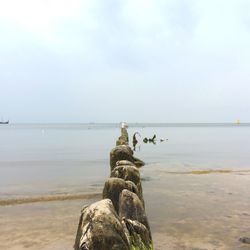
[0,123,250,250]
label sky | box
[0,0,249,123]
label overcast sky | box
[0,0,249,123]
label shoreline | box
[0,193,101,206]
[1,167,249,206]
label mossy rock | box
[74,199,130,250]
[103,178,141,214]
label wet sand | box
[0,199,97,250]
[144,169,250,250]
[1,170,250,250]
[0,193,100,206]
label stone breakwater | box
[74,127,153,250]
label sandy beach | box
[1,170,250,250]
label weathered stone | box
[116,136,128,146]
[102,178,141,214]
[239,237,250,244]
[116,157,144,169]
[110,145,134,171]
[74,199,130,250]
[119,190,151,233]
[111,165,143,197]
[119,190,152,249]
[111,165,140,184]
[116,128,129,146]
[121,127,129,142]
[123,219,153,250]
[133,156,145,168]
[116,160,136,167]
[116,139,126,146]
[110,145,145,171]
[75,125,153,250]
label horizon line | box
[4,122,250,124]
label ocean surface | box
[0,123,250,249]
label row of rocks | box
[74,126,153,250]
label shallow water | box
[0,124,119,198]
[0,123,250,249]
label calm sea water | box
[0,123,250,249]
[0,123,250,198]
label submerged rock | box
[143,135,156,144]
[103,177,140,214]
[74,199,130,250]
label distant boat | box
[236,119,240,125]
[0,119,9,124]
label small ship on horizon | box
[0,118,9,124]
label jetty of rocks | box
[74,124,153,250]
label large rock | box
[116,128,129,146]
[103,178,141,214]
[111,165,143,198]
[123,219,153,250]
[110,145,145,171]
[74,199,130,250]
[119,190,153,249]
[110,145,134,171]
[119,190,151,233]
